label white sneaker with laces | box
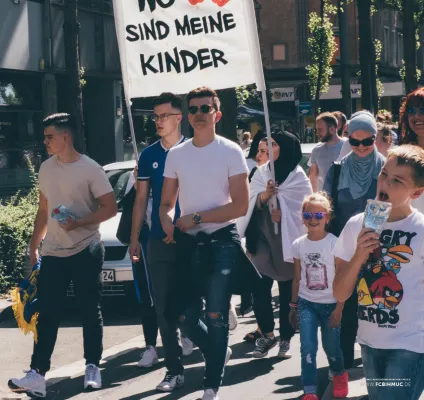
[202,388,219,400]
[156,372,184,392]
[229,305,238,331]
[8,369,46,398]
[138,345,159,368]
[84,364,102,390]
[277,340,292,359]
[182,337,194,357]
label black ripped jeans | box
[178,236,238,390]
[30,242,104,375]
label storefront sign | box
[271,87,295,102]
[318,82,405,100]
[299,102,313,116]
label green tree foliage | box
[0,159,38,293]
[306,0,338,111]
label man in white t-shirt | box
[8,113,117,398]
[333,146,424,400]
[160,87,249,400]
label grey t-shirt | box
[310,140,345,190]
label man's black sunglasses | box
[349,136,375,147]
[188,105,215,115]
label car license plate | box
[102,269,115,282]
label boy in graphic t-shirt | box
[333,145,424,400]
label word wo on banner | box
[113,0,263,98]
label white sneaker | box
[202,388,219,400]
[225,347,232,365]
[138,345,159,368]
[229,304,238,331]
[84,364,102,390]
[8,369,46,398]
[182,337,194,356]
[277,340,292,359]
[156,372,184,392]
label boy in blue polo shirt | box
[129,93,187,392]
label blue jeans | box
[178,236,238,390]
[298,297,344,394]
[361,345,424,400]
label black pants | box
[140,303,158,347]
[30,243,104,375]
[340,292,358,369]
[252,275,295,341]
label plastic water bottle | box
[51,204,76,224]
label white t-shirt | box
[164,135,249,235]
[336,139,352,161]
[412,194,424,214]
[333,211,424,353]
[292,233,338,304]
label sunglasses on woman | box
[302,212,327,221]
[188,105,215,115]
[407,107,424,115]
[349,136,375,147]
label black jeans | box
[141,303,158,347]
[340,292,358,369]
[148,239,183,375]
[252,275,295,341]
[30,242,104,374]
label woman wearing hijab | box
[324,110,385,370]
[399,88,424,212]
[238,131,312,359]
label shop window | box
[0,76,45,196]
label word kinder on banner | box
[113,0,263,98]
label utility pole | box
[338,0,351,117]
[63,0,86,153]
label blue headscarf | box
[339,111,385,199]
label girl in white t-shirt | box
[290,193,348,400]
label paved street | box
[0,295,365,400]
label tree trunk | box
[313,0,326,116]
[217,88,238,142]
[338,0,352,117]
[357,0,378,113]
[63,0,86,153]
[402,0,418,94]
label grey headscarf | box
[338,111,385,199]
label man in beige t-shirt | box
[8,113,117,398]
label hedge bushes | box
[0,165,38,294]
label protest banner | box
[113,0,265,98]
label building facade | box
[257,0,420,140]
[0,0,131,197]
